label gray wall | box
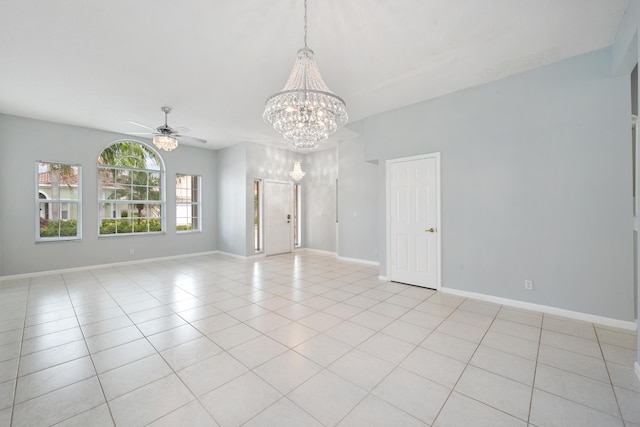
[612,2,640,370]
[216,143,247,256]
[337,137,378,262]
[244,142,338,256]
[0,114,217,276]
[303,148,338,253]
[245,142,299,257]
[360,47,634,321]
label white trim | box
[263,179,294,255]
[336,255,379,266]
[441,286,637,331]
[213,251,269,260]
[635,361,640,382]
[0,250,219,282]
[386,152,442,290]
[379,275,389,281]
[300,248,336,256]
[214,250,251,260]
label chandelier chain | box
[303,0,308,48]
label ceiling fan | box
[128,106,207,151]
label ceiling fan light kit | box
[152,106,180,151]
[153,134,178,151]
[129,106,206,151]
[263,0,348,149]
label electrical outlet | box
[524,280,533,290]
[129,249,135,255]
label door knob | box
[425,228,436,233]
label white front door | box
[264,180,293,256]
[388,154,440,289]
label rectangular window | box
[36,162,81,241]
[254,179,262,252]
[176,174,201,232]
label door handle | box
[425,228,436,233]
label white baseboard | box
[0,250,219,282]
[300,248,336,256]
[215,250,264,260]
[441,286,637,331]
[378,275,389,281]
[336,255,379,266]
[635,361,640,382]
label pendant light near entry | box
[289,161,306,182]
[289,147,306,182]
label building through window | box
[176,174,201,232]
[36,162,81,241]
[97,140,164,235]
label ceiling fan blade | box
[180,135,207,144]
[127,132,155,136]
[128,121,158,132]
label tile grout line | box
[526,311,544,426]
[327,288,441,426]
[594,324,627,425]
[8,276,30,427]
[241,279,427,425]
[93,267,225,426]
[61,269,118,427]
[430,301,516,425]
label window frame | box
[176,173,202,233]
[97,140,166,237]
[254,179,263,253]
[294,183,302,248]
[35,161,82,242]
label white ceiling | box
[0,0,629,151]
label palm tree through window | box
[97,140,164,235]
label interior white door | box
[264,180,293,256]
[389,154,440,288]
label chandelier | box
[153,134,178,151]
[289,161,306,182]
[263,0,348,149]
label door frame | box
[386,152,442,290]
[263,179,294,256]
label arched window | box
[97,140,165,235]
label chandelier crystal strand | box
[263,0,347,148]
[289,161,306,181]
[153,107,179,151]
[153,135,178,151]
[289,146,306,181]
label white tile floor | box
[0,251,638,426]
